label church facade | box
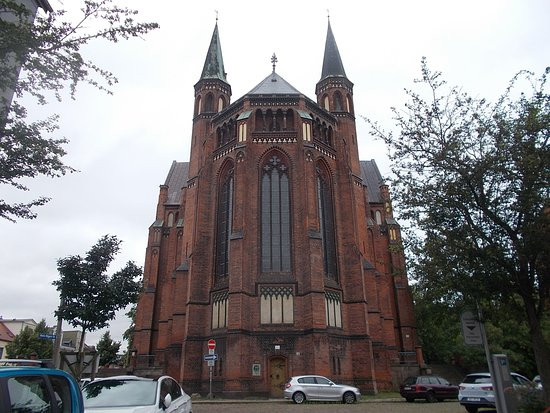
[132,20,422,397]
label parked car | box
[82,375,192,413]
[284,375,361,404]
[399,375,459,402]
[0,361,84,412]
[458,372,533,413]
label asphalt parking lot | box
[192,399,496,413]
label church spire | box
[320,19,347,80]
[200,21,227,81]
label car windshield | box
[83,378,157,407]
[403,377,417,385]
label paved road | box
[192,400,495,413]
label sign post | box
[206,339,216,399]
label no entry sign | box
[207,339,216,351]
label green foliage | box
[96,330,120,366]
[0,0,159,221]
[53,235,142,345]
[5,319,53,359]
[367,59,550,403]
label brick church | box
[133,19,422,397]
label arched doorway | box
[269,356,287,397]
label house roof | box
[0,322,15,343]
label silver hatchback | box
[284,375,361,404]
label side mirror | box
[162,393,172,409]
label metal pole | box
[478,304,507,413]
[52,298,63,369]
[208,365,213,399]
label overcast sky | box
[1,0,548,350]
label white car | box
[458,372,532,413]
[82,375,192,413]
[284,375,361,404]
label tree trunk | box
[523,295,550,406]
[77,329,86,381]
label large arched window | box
[215,163,234,277]
[261,153,291,273]
[317,163,337,279]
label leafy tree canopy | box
[96,330,120,366]
[53,234,142,355]
[367,59,550,403]
[0,0,159,221]
[5,319,53,359]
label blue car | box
[0,360,84,412]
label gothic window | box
[317,164,337,279]
[261,154,291,273]
[260,286,294,324]
[215,163,234,277]
[323,95,330,111]
[334,92,343,111]
[375,210,382,225]
[218,96,226,112]
[212,291,228,329]
[325,291,342,328]
[204,93,214,112]
[166,212,174,227]
[389,227,398,241]
[194,95,202,115]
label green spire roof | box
[200,22,227,81]
[320,20,347,80]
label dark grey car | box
[283,375,361,404]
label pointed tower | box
[190,21,232,177]
[316,19,360,175]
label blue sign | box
[203,354,218,361]
[39,333,56,340]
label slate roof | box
[164,161,189,205]
[360,160,385,203]
[320,20,347,80]
[200,23,227,82]
[247,71,302,96]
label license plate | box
[468,398,480,401]
[404,387,411,390]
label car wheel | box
[405,398,414,403]
[465,407,478,413]
[343,391,356,404]
[426,392,437,403]
[293,391,306,404]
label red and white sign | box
[207,339,216,351]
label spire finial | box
[271,53,278,73]
[215,10,218,22]
[327,9,330,20]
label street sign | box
[39,333,56,340]
[204,354,218,361]
[461,310,483,345]
[207,339,216,350]
[207,360,215,367]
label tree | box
[53,235,142,377]
[367,59,550,404]
[5,319,53,359]
[96,330,120,366]
[0,0,158,221]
